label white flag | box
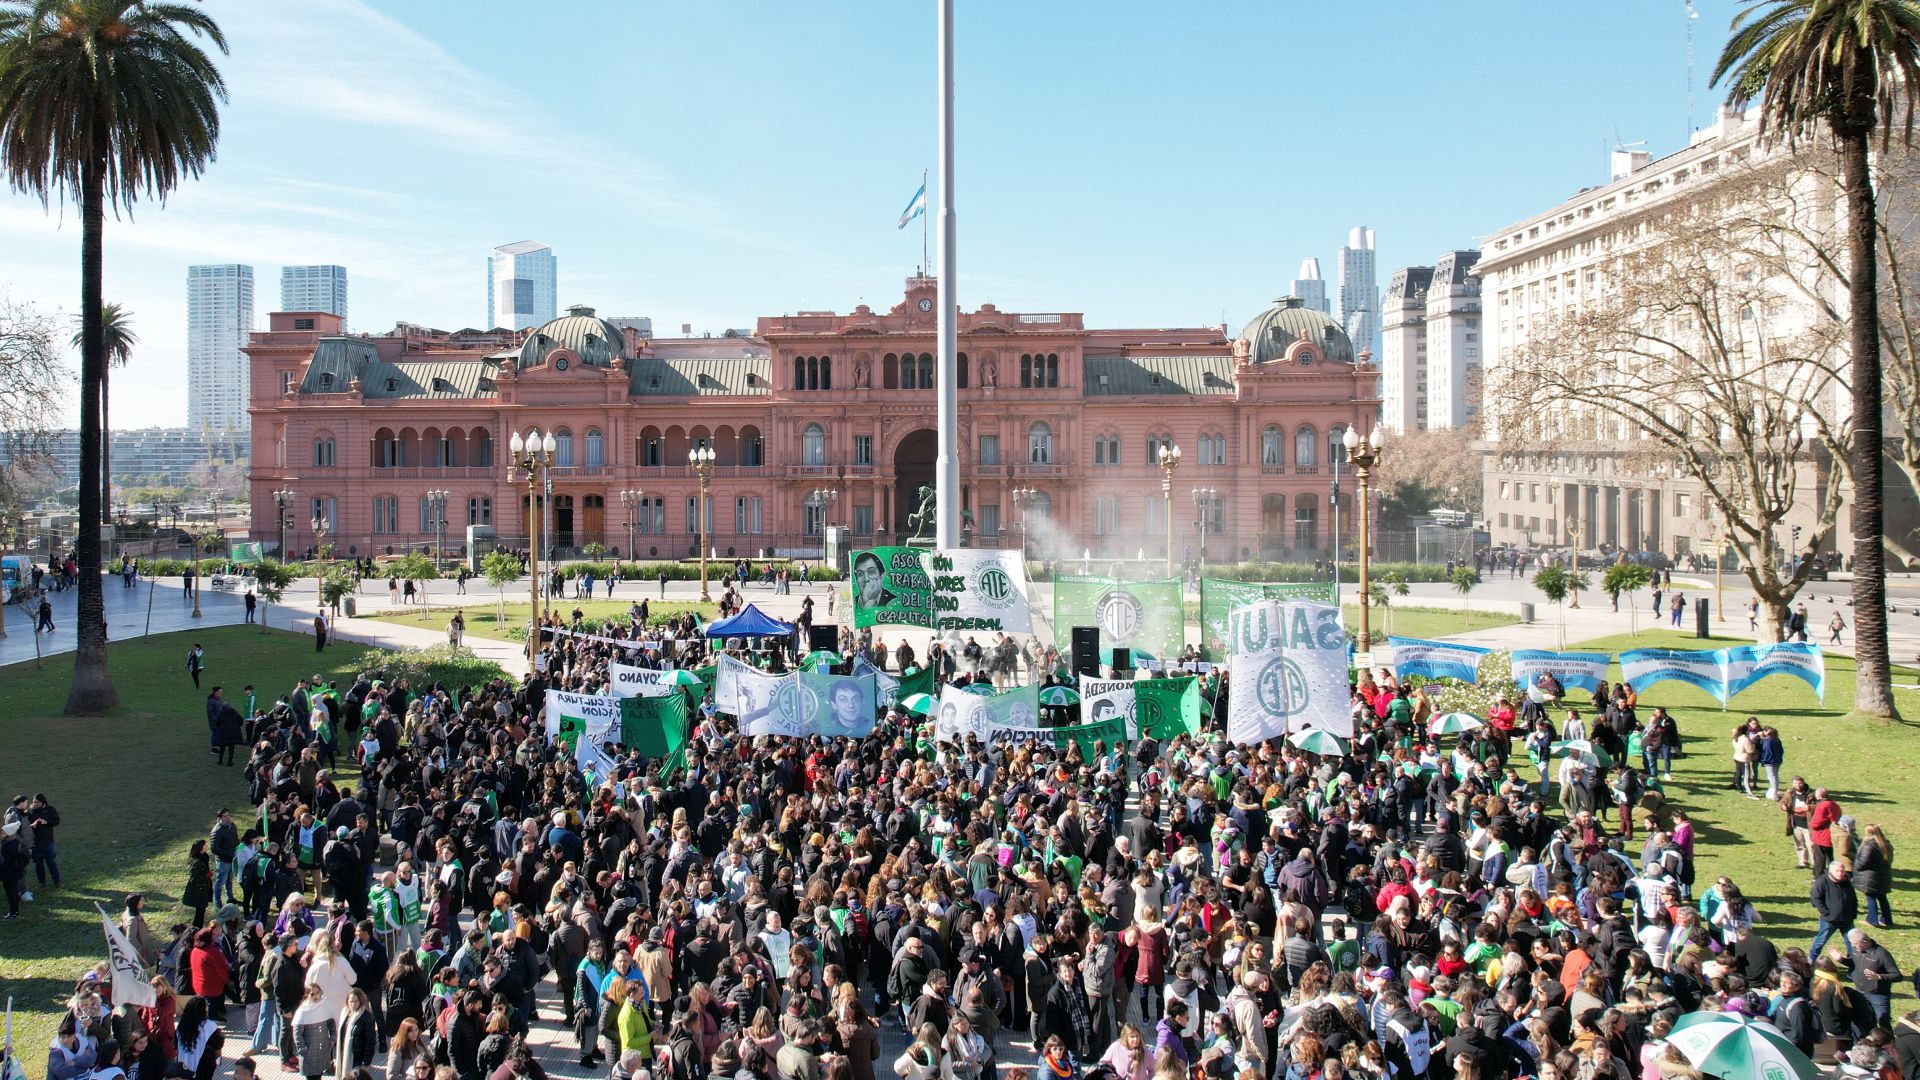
[100,908,157,1007]
[1227,600,1351,744]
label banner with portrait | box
[933,684,1042,744]
[850,547,1032,632]
[1078,676,1138,737]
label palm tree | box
[73,301,136,525]
[0,0,227,714]
[1713,0,1920,721]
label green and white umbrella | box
[1663,1011,1818,1080]
[961,682,997,696]
[1428,712,1485,736]
[1287,729,1347,756]
[1038,686,1081,706]
[899,693,938,716]
[1551,738,1599,765]
[801,650,843,667]
[662,669,703,688]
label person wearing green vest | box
[369,871,401,954]
[391,862,425,951]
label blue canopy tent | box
[704,603,794,639]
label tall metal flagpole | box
[934,0,959,549]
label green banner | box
[898,664,936,701]
[620,694,688,759]
[1199,579,1336,660]
[851,547,1032,632]
[230,541,263,565]
[1135,675,1202,740]
[1051,576,1183,659]
[1055,715,1130,759]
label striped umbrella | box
[1428,712,1485,736]
[1286,729,1347,757]
[1038,686,1081,706]
[1663,1012,1818,1080]
[899,693,938,716]
[961,682,997,696]
[662,670,703,688]
[802,650,843,667]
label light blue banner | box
[1511,650,1614,694]
[1387,636,1492,684]
[1619,648,1730,704]
[1724,642,1825,703]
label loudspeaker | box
[1110,647,1132,674]
[1071,627,1100,677]
[1694,597,1711,639]
[808,625,840,654]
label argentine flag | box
[897,182,927,229]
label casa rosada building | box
[246,276,1379,563]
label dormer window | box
[293,317,315,330]
[648,375,661,388]
[386,378,398,392]
[320,372,334,389]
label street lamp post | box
[426,489,450,574]
[272,488,296,562]
[1192,487,1217,575]
[1012,487,1037,568]
[1566,515,1583,609]
[311,510,332,617]
[690,446,714,602]
[1716,527,1727,624]
[1157,443,1182,575]
[510,429,555,668]
[1343,427,1384,659]
[810,487,839,562]
[619,489,645,562]
[1330,452,1343,606]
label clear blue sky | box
[0,0,1745,426]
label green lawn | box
[1563,629,1920,970]
[370,599,715,642]
[1354,604,1520,642]
[0,628,390,1061]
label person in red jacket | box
[187,927,231,1019]
[1126,907,1169,1024]
[1809,789,1843,876]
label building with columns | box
[247,277,1378,563]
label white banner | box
[608,662,674,699]
[1079,676,1138,738]
[1227,600,1351,745]
[101,908,157,1007]
[854,658,901,711]
[543,691,622,765]
[934,684,1042,744]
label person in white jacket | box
[304,933,359,1022]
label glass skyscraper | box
[187,264,255,430]
[281,264,348,320]
[487,241,557,330]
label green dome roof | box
[1235,296,1356,365]
[518,305,628,369]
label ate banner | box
[851,547,1032,632]
[853,657,901,712]
[933,684,1042,744]
[1135,675,1202,740]
[1226,599,1351,745]
[715,656,878,738]
[1199,579,1336,661]
[1052,576,1183,659]
[1054,715,1130,759]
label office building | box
[1290,258,1329,314]
[280,264,348,320]
[187,264,255,430]
[1423,250,1481,430]
[486,240,557,330]
[1338,226,1378,358]
[1379,266,1433,433]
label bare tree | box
[0,294,70,510]
[1488,166,1853,642]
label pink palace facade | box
[246,276,1380,563]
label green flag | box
[620,694,688,760]
[898,664,936,701]
[1051,576,1183,658]
[1135,675,1202,739]
[659,742,689,780]
[1199,579,1336,660]
[1054,715,1130,759]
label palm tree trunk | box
[64,149,119,714]
[100,367,110,525]
[1841,127,1897,719]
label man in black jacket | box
[27,794,60,890]
[1811,861,1858,959]
[1849,929,1902,1029]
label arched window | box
[882,353,899,389]
[471,429,493,467]
[585,427,605,467]
[312,435,336,467]
[433,433,454,466]
[553,428,575,467]
[1028,422,1053,464]
[1263,426,1283,467]
[919,353,934,388]
[1294,426,1318,468]
[957,353,968,389]
[1045,353,1059,388]
[802,423,825,466]
[820,356,832,390]
[638,427,662,467]
[1329,424,1349,466]
[1146,434,1162,466]
[1212,434,1226,465]
[810,356,823,391]
[1020,354,1033,388]
[741,426,763,466]
[901,355,917,390]
[794,356,806,390]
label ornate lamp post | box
[510,429,555,667]
[310,508,333,618]
[0,508,8,639]
[272,488,296,561]
[619,489,645,561]
[1011,487,1038,567]
[1156,443,1182,574]
[1192,487,1217,574]
[809,487,839,562]
[690,445,715,602]
[426,489,450,574]
[1565,514,1583,609]
[1343,427,1384,658]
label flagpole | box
[921,168,930,272]
[934,0,960,550]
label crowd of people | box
[20,603,1920,1080]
